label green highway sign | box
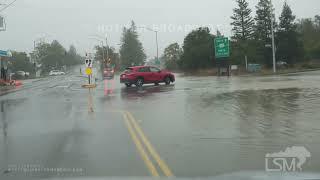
[214,37,230,58]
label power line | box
[0,0,18,13]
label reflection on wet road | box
[1,70,320,178]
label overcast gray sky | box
[1,0,320,59]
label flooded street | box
[118,71,320,176]
[1,70,320,178]
[2,0,320,179]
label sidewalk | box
[0,80,23,96]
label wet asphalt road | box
[1,69,320,178]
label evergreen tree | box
[65,45,81,66]
[254,0,275,66]
[120,21,146,69]
[277,2,304,64]
[230,0,255,66]
[255,0,274,42]
[279,2,296,31]
[231,0,254,41]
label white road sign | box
[85,59,93,68]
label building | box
[0,50,12,83]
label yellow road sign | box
[85,67,92,75]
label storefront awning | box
[0,50,12,57]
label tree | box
[231,0,254,41]
[276,2,304,64]
[297,16,320,59]
[230,0,255,66]
[120,21,146,69]
[315,15,320,29]
[254,0,275,66]
[68,45,77,57]
[180,27,215,70]
[230,38,261,66]
[65,45,82,66]
[255,0,274,41]
[40,40,66,72]
[279,2,296,32]
[8,51,34,73]
[163,43,183,70]
[34,40,82,73]
[94,45,120,70]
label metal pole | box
[156,31,159,63]
[106,37,109,60]
[33,41,36,77]
[101,41,105,62]
[271,0,276,73]
[245,55,248,70]
[137,27,159,65]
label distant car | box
[277,61,288,68]
[16,71,26,77]
[103,67,115,80]
[11,71,27,80]
[120,66,175,87]
[49,70,65,76]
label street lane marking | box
[125,111,174,177]
[123,113,160,177]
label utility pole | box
[0,3,6,32]
[270,0,276,73]
[101,41,105,63]
[155,31,159,63]
[137,27,159,66]
[245,55,248,70]
[106,37,109,60]
[89,35,108,63]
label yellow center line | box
[125,111,174,177]
[123,113,160,177]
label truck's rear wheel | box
[135,78,144,87]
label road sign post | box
[82,55,96,88]
[214,37,230,76]
[85,67,92,84]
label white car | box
[49,70,65,76]
[16,71,26,76]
